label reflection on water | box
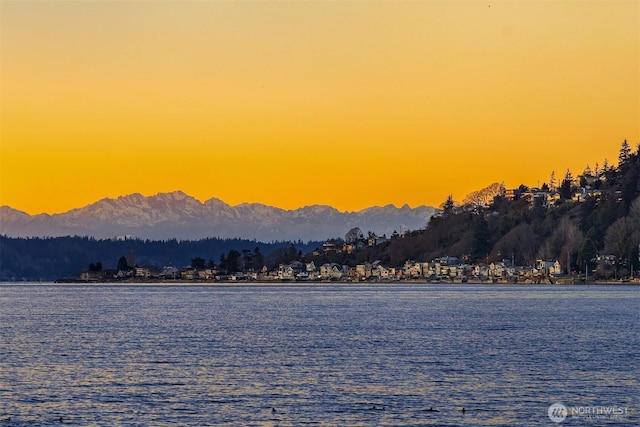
[0,284,638,426]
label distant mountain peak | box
[0,192,438,241]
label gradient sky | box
[1,1,638,214]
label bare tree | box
[462,182,504,210]
[604,217,635,273]
[345,227,363,244]
[629,197,640,228]
[542,216,584,274]
[492,223,538,265]
[560,217,583,275]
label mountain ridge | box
[0,191,438,242]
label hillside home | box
[505,188,522,200]
[322,241,339,253]
[547,192,562,205]
[595,254,616,266]
[436,256,460,265]
[368,236,389,247]
[343,243,356,254]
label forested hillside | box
[0,236,318,281]
[306,140,640,279]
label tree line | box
[0,235,318,281]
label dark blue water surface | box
[0,284,638,426]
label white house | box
[278,264,295,280]
[370,261,392,279]
[320,263,333,279]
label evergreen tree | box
[618,139,631,168]
[88,262,102,272]
[559,180,572,200]
[251,247,264,271]
[576,230,598,277]
[441,195,455,217]
[549,171,556,190]
[579,164,593,187]
[117,256,129,271]
[471,215,491,259]
[191,257,206,269]
[225,249,241,274]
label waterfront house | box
[160,266,179,279]
[319,263,334,279]
[403,260,423,278]
[534,259,562,276]
[370,261,392,279]
[135,267,151,279]
[355,264,368,280]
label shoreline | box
[4,279,638,286]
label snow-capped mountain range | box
[0,191,438,242]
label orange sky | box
[1,1,638,214]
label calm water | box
[0,284,638,426]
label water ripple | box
[1,284,638,426]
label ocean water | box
[0,283,638,426]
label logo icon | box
[548,403,568,423]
